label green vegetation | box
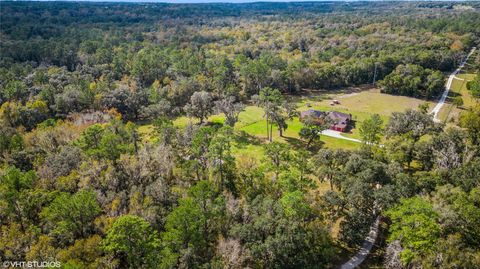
[379,64,445,99]
[359,114,384,147]
[1,2,479,269]
[385,197,441,264]
[467,72,480,98]
[103,215,160,268]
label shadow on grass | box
[290,85,376,101]
[283,136,325,152]
[445,91,462,100]
[234,130,262,149]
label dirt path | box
[340,216,381,269]
[430,47,476,122]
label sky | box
[27,0,462,2]
[24,0,338,1]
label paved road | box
[340,216,381,269]
[430,47,476,122]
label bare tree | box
[384,240,404,269]
[215,96,245,127]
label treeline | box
[1,1,479,133]
[1,2,479,119]
[379,64,444,99]
[0,50,465,133]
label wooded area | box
[1,1,480,268]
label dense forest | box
[1,1,480,269]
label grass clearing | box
[296,88,434,118]
[138,86,433,157]
[438,73,477,123]
[295,88,434,139]
[438,49,479,122]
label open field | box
[294,87,435,139]
[139,86,434,157]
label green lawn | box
[138,86,433,158]
[238,115,360,150]
[295,88,434,139]
[437,49,479,123]
[437,73,477,123]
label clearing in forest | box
[139,86,434,157]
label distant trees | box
[379,64,444,99]
[0,2,471,126]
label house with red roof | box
[300,109,352,132]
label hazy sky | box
[32,0,359,2]
[30,0,465,2]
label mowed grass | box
[438,49,479,122]
[138,86,433,158]
[438,73,477,123]
[295,88,434,139]
[239,115,360,150]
